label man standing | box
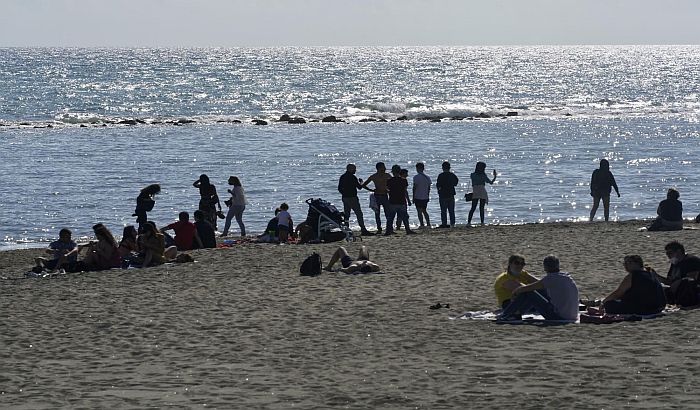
[386,164,417,236]
[362,162,392,234]
[413,162,432,229]
[497,255,580,321]
[338,164,374,236]
[435,161,458,228]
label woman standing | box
[589,159,620,222]
[468,161,497,226]
[193,174,222,230]
[222,176,247,237]
[133,184,160,229]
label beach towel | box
[452,308,677,325]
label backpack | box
[300,253,322,276]
[670,278,699,307]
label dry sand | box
[2,220,700,409]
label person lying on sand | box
[324,246,381,274]
[494,254,539,309]
[497,255,579,321]
[600,255,666,315]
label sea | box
[1,46,699,249]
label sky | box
[1,0,699,47]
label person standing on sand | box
[435,161,458,228]
[497,255,579,321]
[222,176,247,237]
[133,184,160,229]
[338,164,374,236]
[589,159,620,222]
[413,162,432,229]
[467,161,497,226]
[193,174,222,230]
[362,162,392,234]
[386,165,416,236]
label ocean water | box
[1,46,699,248]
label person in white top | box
[276,202,293,243]
[497,255,580,321]
[412,162,432,228]
[222,176,247,237]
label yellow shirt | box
[494,270,537,305]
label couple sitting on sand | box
[494,251,670,320]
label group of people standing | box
[339,160,498,235]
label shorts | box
[414,199,429,208]
[341,255,354,268]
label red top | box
[166,221,197,250]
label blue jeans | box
[386,204,409,233]
[499,290,563,320]
[439,196,455,226]
[223,205,245,236]
[373,194,390,230]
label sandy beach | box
[2,220,700,408]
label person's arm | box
[452,173,459,187]
[602,274,632,304]
[502,278,524,293]
[212,186,222,210]
[361,174,373,190]
[487,170,497,184]
[610,173,620,197]
[512,279,545,295]
[338,175,344,194]
[649,266,670,285]
[160,224,172,233]
[193,180,201,188]
[194,231,203,249]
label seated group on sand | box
[494,241,700,320]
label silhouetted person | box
[362,162,392,234]
[386,165,416,236]
[222,176,247,237]
[193,174,222,229]
[133,184,160,229]
[647,188,683,231]
[413,162,432,228]
[338,164,373,236]
[467,161,497,226]
[601,255,665,315]
[436,161,458,228]
[589,159,620,222]
[194,210,217,249]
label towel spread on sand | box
[450,309,678,325]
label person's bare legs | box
[358,245,370,261]
[325,246,350,270]
[468,199,479,225]
[479,199,486,225]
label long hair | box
[229,176,242,187]
[121,225,137,244]
[93,223,118,248]
[475,161,487,174]
[141,184,161,196]
[599,159,610,171]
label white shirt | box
[230,186,247,206]
[540,271,580,321]
[277,210,291,227]
[412,172,432,200]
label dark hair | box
[667,188,680,200]
[442,161,451,170]
[198,174,210,185]
[141,222,157,235]
[193,210,204,220]
[400,169,408,176]
[475,161,487,173]
[121,225,137,241]
[543,255,560,273]
[508,254,525,266]
[228,176,242,187]
[624,255,644,268]
[280,202,289,210]
[599,159,610,171]
[59,228,72,237]
[141,184,161,196]
[346,164,356,171]
[416,162,425,171]
[665,241,685,254]
[274,207,281,215]
[376,162,386,171]
[391,164,401,174]
[93,223,118,248]
[178,211,190,222]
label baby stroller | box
[304,198,354,242]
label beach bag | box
[464,178,473,202]
[670,278,699,307]
[300,252,322,276]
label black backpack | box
[300,253,322,276]
[670,278,699,307]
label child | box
[277,203,293,243]
[34,228,79,272]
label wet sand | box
[2,220,699,408]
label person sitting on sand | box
[647,188,684,231]
[118,225,140,266]
[257,208,281,242]
[600,255,666,315]
[139,222,169,267]
[34,228,79,272]
[161,211,203,251]
[652,241,700,286]
[324,245,381,274]
[494,255,539,309]
[193,210,216,249]
[497,255,579,321]
[78,223,121,271]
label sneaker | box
[406,230,418,235]
[376,227,383,234]
[361,230,376,236]
[436,224,450,229]
[383,230,395,236]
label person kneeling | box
[497,255,579,321]
[601,255,666,315]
